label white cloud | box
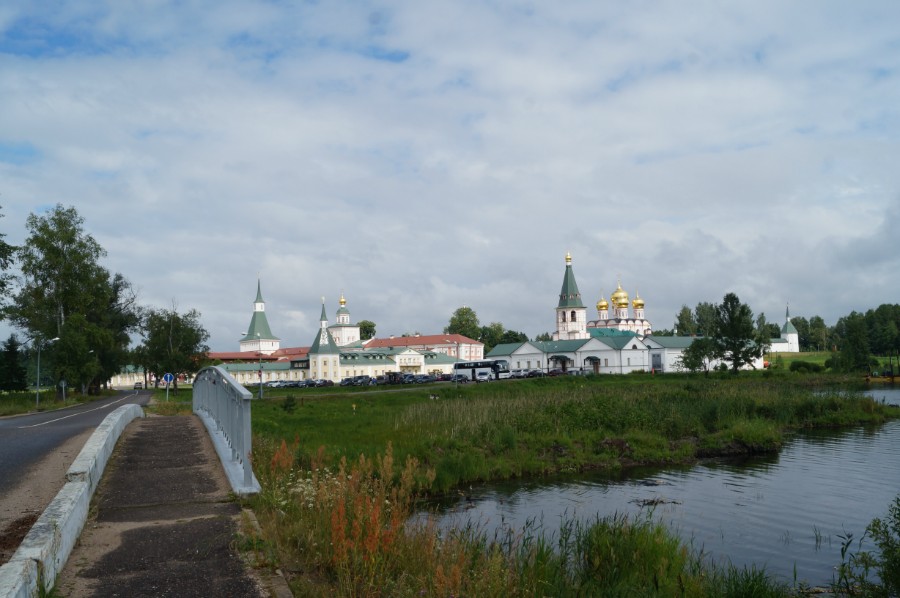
[2,1,900,348]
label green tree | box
[809,316,829,351]
[674,305,696,336]
[7,205,138,394]
[499,329,529,344]
[479,322,505,353]
[0,334,28,391]
[139,304,210,391]
[534,332,553,342]
[357,320,376,340]
[676,337,716,375]
[755,313,780,341]
[713,293,768,374]
[0,206,15,307]
[445,306,480,340]
[790,316,811,351]
[833,312,871,372]
[694,302,717,337]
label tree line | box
[0,204,209,395]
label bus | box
[452,359,511,381]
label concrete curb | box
[0,404,144,597]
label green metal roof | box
[782,305,798,334]
[309,326,341,355]
[596,336,645,350]
[557,263,584,308]
[588,328,636,339]
[241,311,279,342]
[241,281,279,342]
[486,342,528,357]
[533,339,591,352]
[643,336,695,349]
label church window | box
[604,358,608,367]
[571,310,576,321]
[561,312,566,322]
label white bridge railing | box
[193,365,260,495]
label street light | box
[36,336,60,409]
[257,333,263,400]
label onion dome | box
[632,291,644,310]
[339,293,347,307]
[596,295,609,311]
[611,281,629,308]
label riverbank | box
[245,374,899,595]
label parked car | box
[509,369,526,379]
[475,371,492,383]
[437,373,452,382]
[340,377,354,386]
[526,369,545,378]
[133,382,143,389]
[353,375,373,386]
[449,374,469,384]
[415,374,437,384]
[401,374,416,384]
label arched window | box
[561,312,566,322]
[571,310,577,321]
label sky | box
[1,1,899,351]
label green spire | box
[557,252,584,308]
[241,280,279,342]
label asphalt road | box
[0,391,150,495]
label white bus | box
[452,359,511,381]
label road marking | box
[18,396,133,429]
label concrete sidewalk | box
[55,415,276,597]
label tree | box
[499,329,529,344]
[694,302,718,338]
[712,293,768,374]
[755,313,780,341]
[791,316,811,351]
[832,312,871,372]
[7,205,139,394]
[358,320,376,340]
[445,306,480,340]
[0,206,15,307]
[534,332,552,342]
[809,316,828,352]
[479,322,505,353]
[139,304,210,391]
[677,337,717,375]
[674,305,696,336]
[0,334,28,391]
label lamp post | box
[257,333,263,400]
[36,336,60,409]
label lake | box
[427,387,900,587]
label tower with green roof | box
[308,298,342,381]
[552,252,589,341]
[239,280,281,354]
[780,304,800,352]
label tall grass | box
[248,437,794,597]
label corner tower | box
[240,280,280,354]
[552,252,589,340]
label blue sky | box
[2,1,899,350]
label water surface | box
[428,388,900,586]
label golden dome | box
[565,251,572,265]
[611,281,629,308]
[596,296,609,311]
[339,293,347,307]
[632,291,644,310]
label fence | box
[192,365,260,495]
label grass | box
[239,374,899,596]
[0,389,119,416]
[250,374,896,493]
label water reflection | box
[425,388,900,587]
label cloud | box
[1,1,900,349]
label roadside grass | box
[244,375,898,596]
[0,389,120,417]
